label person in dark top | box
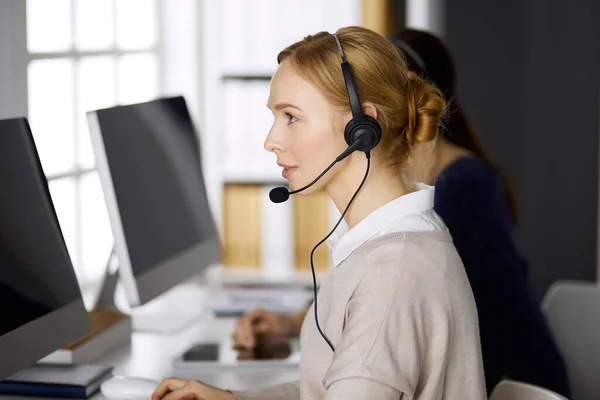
[230,29,570,398]
[389,29,570,397]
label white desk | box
[1,280,301,400]
[94,316,299,392]
[204,264,326,288]
[96,278,302,392]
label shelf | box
[221,67,275,80]
[222,175,287,186]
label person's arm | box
[152,378,300,400]
[232,306,309,350]
[230,381,300,400]
[320,261,457,399]
[227,308,307,399]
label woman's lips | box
[282,166,297,179]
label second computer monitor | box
[0,117,89,380]
[87,96,219,307]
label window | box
[26,0,161,286]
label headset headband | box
[332,33,364,123]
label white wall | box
[406,0,445,37]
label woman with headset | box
[231,29,571,397]
[152,26,486,400]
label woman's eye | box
[285,112,298,124]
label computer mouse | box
[100,376,160,400]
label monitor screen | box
[0,118,89,380]
[88,96,219,306]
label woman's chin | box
[289,183,320,196]
[287,171,330,195]
[287,182,304,194]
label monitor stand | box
[39,252,132,364]
[95,249,210,334]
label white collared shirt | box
[326,184,448,268]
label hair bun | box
[405,71,445,145]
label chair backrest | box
[542,280,600,400]
[490,380,569,400]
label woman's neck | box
[325,156,410,229]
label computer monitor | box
[0,118,89,380]
[87,96,219,312]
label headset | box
[269,33,382,203]
[333,34,382,156]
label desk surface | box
[96,280,301,392]
[1,281,301,400]
[96,316,298,391]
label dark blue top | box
[434,157,570,397]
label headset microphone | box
[268,186,290,204]
[269,138,366,204]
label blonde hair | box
[277,26,446,171]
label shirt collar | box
[326,183,436,268]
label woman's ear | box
[361,102,378,121]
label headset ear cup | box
[343,119,356,147]
[364,116,382,148]
[344,116,382,153]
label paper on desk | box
[205,288,313,316]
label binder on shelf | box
[222,184,261,267]
[248,80,277,177]
[221,0,247,69]
[249,0,278,69]
[222,184,332,272]
[271,0,301,57]
[293,190,331,271]
[223,80,278,180]
[223,81,246,178]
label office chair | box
[542,280,600,400]
[490,380,569,400]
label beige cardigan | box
[233,231,486,399]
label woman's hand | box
[152,378,236,400]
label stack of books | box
[0,363,113,398]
